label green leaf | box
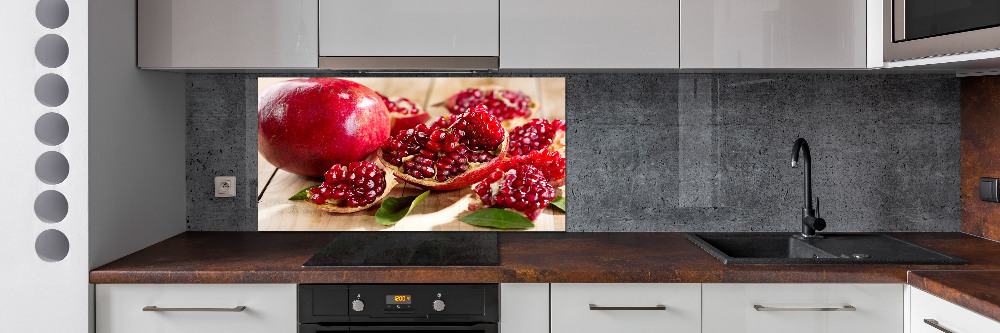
[460,208,535,229]
[549,195,565,212]
[289,185,320,200]
[375,191,430,226]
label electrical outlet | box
[215,176,236,197]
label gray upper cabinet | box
[319,0,499,57]
[138,0,318,69]
[136,0,880,70]
[680,0,874,69]
[500,0,680,69]
[317,0,500,70]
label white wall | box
[88,0,186,270]
[0,0,186,332]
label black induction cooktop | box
[303,232,500,267]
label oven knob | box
[351,299,364,312]
[432,299,446,312]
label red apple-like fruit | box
[258,78,390,177]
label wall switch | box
[981,177,998,202]
[215,176,236,197]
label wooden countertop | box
[91,232,1000,285]
[908,270,1000,323]
[90,232,1000,322]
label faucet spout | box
[791,138,825,237]
[791,138,812,210]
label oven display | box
[386,295,412,304]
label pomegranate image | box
[470,164,556,221]
[507,118,566,157]
[378,93,431,135]
[378,105,509,190]
[500,150,566,187]
[438,87,537,129]
[258,78,390,177]
[307,161,396,213]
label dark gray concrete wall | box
[186,73,960,232]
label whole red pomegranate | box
[258,78,390,177]
[378,104,508,190]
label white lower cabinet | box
[95,284,297,333]
[910,287,1000,333]
[500,283,549,333]
[551,283,702,333]
[702,283,903,333]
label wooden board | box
[257,77,566,231]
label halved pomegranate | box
[378,93,431,135]
[307,161,396,213]
[470,164,556,221]
[430,115,455,129]
[500,150,566,187]
[507,118,566,157]
[378,105,509,190]
[438,87,537,129]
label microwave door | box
[884,0,1000,61]
[895,0,1000,42]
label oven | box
[299,284,498,333]
[884,0,1000,61]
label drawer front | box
[319,0,499,57]
[911,288,1000,333]
[702,283,903,333]
[551,283,701,333]
[96,284,296,333]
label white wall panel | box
[0,0,89,331]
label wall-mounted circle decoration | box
[34,73,69,107]
[34,190,68,223]
[35,0,69,29]
[35,151,69,185]
[35,229,69,262]
[35,34,68,68]
[35,112,69,146]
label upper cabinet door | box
[681,0,869,68]
[138,0,318,69]
[500,0,680,69]
[319,0,499,57]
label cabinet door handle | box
[589,304,667,311]
[924,319,955,333]
[143,306,247,312]
[753,305,856,312]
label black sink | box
[686,233,966,265]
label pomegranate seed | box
[378,93,422,116]
[508,119,566,157]
[445,88,534,122]
[311,162,388,208]
[472,164,555,221]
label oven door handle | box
[339,324,498,332]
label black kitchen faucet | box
[791,138,826,238]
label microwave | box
[884,0,1000,62]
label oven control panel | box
[299,284,498,323]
